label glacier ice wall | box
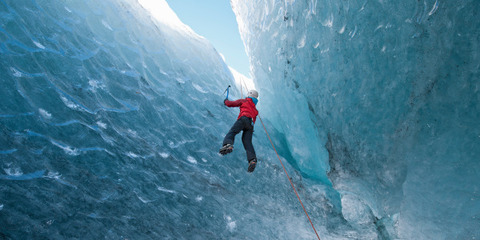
[232,0,480,239]
[0,0,348,239]
[1,0,479,239]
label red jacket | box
[225,98,258,123]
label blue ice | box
[0,0,478,239]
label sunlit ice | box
[138,0,256,95]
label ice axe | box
[223,85,231,101]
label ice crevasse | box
[0,0,479,239]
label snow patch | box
[157,186,176,194]
[192,83,207,93]
[97,121,107,129]
[10,67,23,77]
[39,108,52,119]
[187,156,197,164]
[229,67,255,94]
[33,40,45,49]
[4,167,23,176]
[225,216,236,232]
[60,96,80,110]
[297,34,306,48]
[127,152,139,158]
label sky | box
[165,0,251,78]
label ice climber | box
[219,89,259,172]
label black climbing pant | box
[223,116,256,161]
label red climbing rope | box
[237,81,320,239]
[258,116,321,240]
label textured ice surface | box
[0,0,340,239]
[232,0,480,239]
[1,0,479,239]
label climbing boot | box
[247,158,257,172]
[219,144,233,155]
